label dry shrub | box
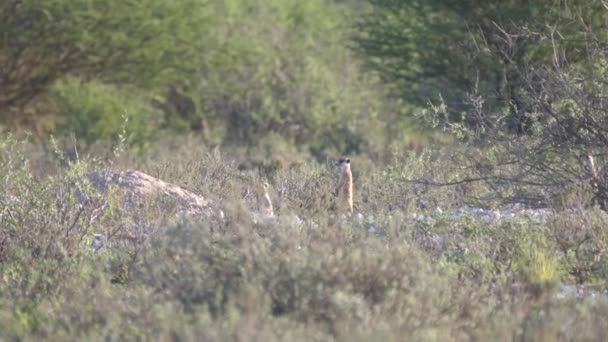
[3,138,608,340]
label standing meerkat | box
[260,182,274,217]
[336,157,353,214]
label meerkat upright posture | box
[336,157,353,214]
[260,182,274,217]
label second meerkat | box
[336,157,353,214]
[261,182,274,217]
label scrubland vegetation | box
[3,0,608,340]
[3,136,608,341]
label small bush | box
[51,77,162,148]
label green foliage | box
[51,77,162,148]
[0,137,103,266]
[0,0,208,117]
[2,0,402,157]
[354,0,607,128]
[2,138,608,340]
[189,0,390,156]
[413,43,608,207]
[5,0,608,337]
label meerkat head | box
[263,182,270,191]
[337,157,351,171]
[338,157,350,171]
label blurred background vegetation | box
[4,0,608,204]
[3,1,608,339]
[1,0,404,160]
[3,0,605,164]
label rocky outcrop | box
[83,169,216,218]
[83,169,220,252]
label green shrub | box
[0,0,208,114]
[2,138,608,340]
[51,77,162,148]
[189,0,393,156]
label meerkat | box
[336,157,353,214]
[260,181,274,217]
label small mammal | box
[260,182,274,217]
[335,157,353,214]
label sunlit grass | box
[1,137,608,340]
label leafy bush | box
[51,77,162,148]
[0,0,207,116]
[181,0,393,156]
[2,0,402,157]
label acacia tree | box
[417,21,608,208]
[354,0,606,133]
[355,0,608,207]
[0,0,208,126]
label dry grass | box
[1,136,608,341]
